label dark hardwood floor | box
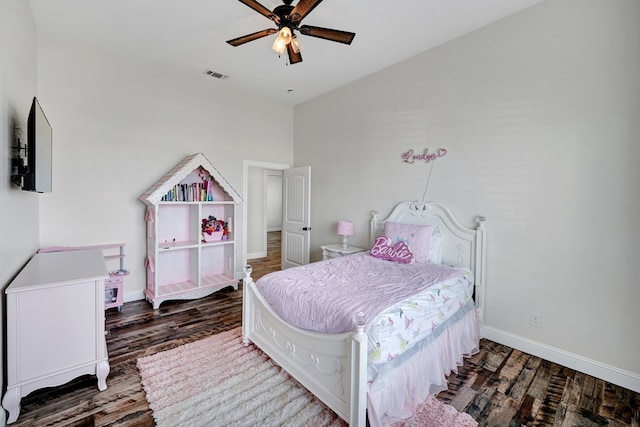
[10,232,639,426]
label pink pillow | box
[383,222,434,263]
[370,236,415,264]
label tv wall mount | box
[11,127,29,187]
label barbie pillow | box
[370,236,415,264]
[383,222,434,263]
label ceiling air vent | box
[204,70,228,80]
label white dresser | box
[2,249,110,424]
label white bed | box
[242,200,486,426]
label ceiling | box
[28,0,541,105]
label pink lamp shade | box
[337,220,354,249]
[337,221,354,236]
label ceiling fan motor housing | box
[273,4,295,30]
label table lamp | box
[337,220,354,250]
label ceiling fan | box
[226,0,356,64]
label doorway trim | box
[242,160,289,267]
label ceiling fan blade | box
[226,28,278,46]
[237,0,280,24]
[287,43,303,64]
[290,0,323,23]
[299,25,355,45]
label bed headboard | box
[370,200,487,325]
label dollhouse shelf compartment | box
[154,274,234,292]
[140,153,243,309]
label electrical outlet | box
[530,312,541,327]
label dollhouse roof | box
[139,153,242,206]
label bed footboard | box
[242,266,367,426]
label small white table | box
[321,243,367,260]
[2,249,110,424]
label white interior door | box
[282,166,311,269]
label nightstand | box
[321,244,367,260]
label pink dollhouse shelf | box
[158,280,197,295]
[157,274,234,296]
[201,274,235,287]
[158,240,198,250]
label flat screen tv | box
[22,97,52,193]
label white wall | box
[0,1,39,277]
[294,0,640,390]
[266,173,282,231]
[0,2,39,425]
[36,33,294,301]
[246,166,284,259]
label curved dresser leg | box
[96,360,110,391]
[2,387,21,424]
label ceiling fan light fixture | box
[291,35,303,54]
[279,26,292,44]
[272,35,287,54]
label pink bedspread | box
[255,253,469,334]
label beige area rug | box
[137,327,477,427]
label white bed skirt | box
[367,307,481,427]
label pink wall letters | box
[401,148,447,164]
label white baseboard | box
[482,326,640,393]
[125,290,145,304]
[247,251,266,260]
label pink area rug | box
[137,327,477,427]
